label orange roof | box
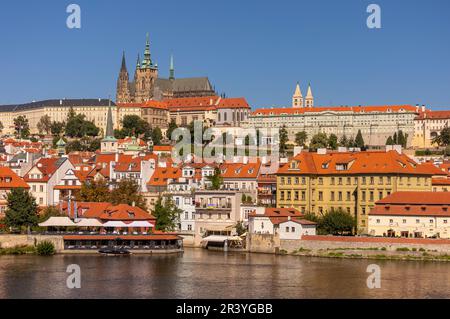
[23,158,65,182]
[249,207,303,218]
[375,191,450,206]
[0,166,29,189]
[416,110,450,120]
[277,150,443,176]
[148,166,182,186]
[117,100,168,110]
[220,161,261,179]
[432,178,450,186]
[216,97,250,109]
[62,202,155,221]
[153,145,172,152]
[252,105,417,116]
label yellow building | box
[276,149,445,233]
[413,109,450,148]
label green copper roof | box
[56,138,66,146]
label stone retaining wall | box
[248,234,450,254]
[0,235,65,252]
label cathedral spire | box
[136,53,141,70]
[292,82,304,108]
[120,51,127,72]
[105,100,114,138]
[169,54,175,80]
[305,82,314,108]
[143,33,152,68]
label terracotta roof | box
[220,161,261,179]
[216,97,250,109]
[416,110,450,120]
[375,191,450,205]
[23,157,67,182]
[62,202,155,221]
[432,178,450,186]
[249,207,303,218]
[277,150,442,176]
[0,166,29,189]
[252,105,417,116]
[148,166,182,186]
[153,145,172,152]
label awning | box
[203,225,233,232]
[102,221,128,228]
[126,221,154,228]
[39,217,76,227]
[75,219,103,227]
[201,235,242,243]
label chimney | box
[422,105,426,112]
[59,99,62,106]
[132,201,136,207]
[115,152,119,162]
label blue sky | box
[1,0,450,110]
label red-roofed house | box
[0,166,30,217]
[248,207,316,239]
[369,191,450,238]
[23,157,74,206]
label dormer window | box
[128,212,135,218]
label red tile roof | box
[153,145,172,152]
[0,166,29,189]
[277,150,443,176]
[23,158,66,182]
[220,161,261,179]
[62,202,155,221]
[375,191,450,205]
[416,110,450,120]
[148,166,182,186]
[252,105,417,116]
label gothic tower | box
[292,82,303,108]
[116,51,131,103]
[134,33,159,103]
[169,54,175,80]
[305,83,314,108]
[101,101,118,153]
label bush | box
[36,241,55,256]
[396,247,410,252]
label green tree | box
[87,138,101,152]
[38,206,64,223]
[151,127,163,145]
[82,120,100,137]
[111,179,147,210]
[50,121,65,136]
[119,115,152,138]
[355,130,365,148]
[432,127,450,146]
[65,140,85,153]
[328,134,338,150]
[309,132,328,150]
[13,116,30,139]
[320,208,356,235]
[235,221,247,236]
[76,179,111,203]
[152,195,181,232]
[37,115,52,135]
[207,167,223,190]
[5,188,38,232]
[166,119,178,140]
[386,136,394,145]
[295,131,308,147]
[393,132,398,144]
[339,135,348,147]
[279,126,289,154]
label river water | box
[0,248,448,298]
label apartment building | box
[276,149,445,233]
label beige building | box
[413,109,450,148]
[0,99,118,136]
[369,191,450,238]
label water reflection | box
[0,249,448,299]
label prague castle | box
[116,34,216,103]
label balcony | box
[195,202,232,211]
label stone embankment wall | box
[248,234,450,254]
[0,235,65,252]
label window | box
[403,219,406,224]
[291,227,295,232]
[416,219,420,224]
[285,227,290,232]
[331,191,335,201]
[318,178,323,185]
[346,191,351,201]
[301,191,306,201]
[318,191,323,201]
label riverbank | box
[248,234,450,262]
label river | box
[0,248,448,298]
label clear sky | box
[1,0,450,110]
